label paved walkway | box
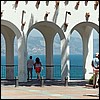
[1,80,99,99]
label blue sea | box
[1,55,83,80]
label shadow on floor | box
[1,79,89,87]
[83,94,99,97]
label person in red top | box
[34,57,42,79]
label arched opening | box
[70,22,99,80]
[53,33,61,79]
[27,28,46,79]
[92,29,99,56]
[1,34,6,79]
[1,20,22,80]
[69,30,83,80]
[27,21,66,80]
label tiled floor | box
[1,80,99,99]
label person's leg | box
[37,73,40,79]
[38,67,41,79]
[36,72,39,79]
[27,68,29,80]
[30,68,33,80]
[35,68,38,79]
[29,68,32,80]
[93,73,98,88]
[38,73,41,79]
[96,73,99,86]
[98,78,99,87]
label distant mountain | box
[1,36,99,56]
[93,38,99,53]
[69,37,99,55]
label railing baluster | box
[15,76,18,87]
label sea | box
[1,55,84,80]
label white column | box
[82,26,93,79]
[18,35,27,82]
[84,32,93,79]
[24,36,28,81]
[6,38,14,79]
[46,38,53,79]
[61,38,69,81]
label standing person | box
[34,57,42,79]
[27,56,34,80]
[91,52,99,88]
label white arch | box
[70,21,99,79]
[1,20,23,80]
[70,22,99,34]
[26,21,68,80]
[1,20,21,39]
[27,21,65,39]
